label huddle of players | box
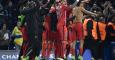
[42,0,115,60]
[16,0,115,60]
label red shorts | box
[48,31,58,41]
[69,22,83,42]
[43,16,58,41]
[68,30,76,43]
[42,31,47,42]
[42,30,58,42]
[57,23,67,41]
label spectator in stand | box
[0,3,4,29]
[83,0,92,11]
[0,23,10,50]
[103,1,115,22]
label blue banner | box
[0,50,20,60]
